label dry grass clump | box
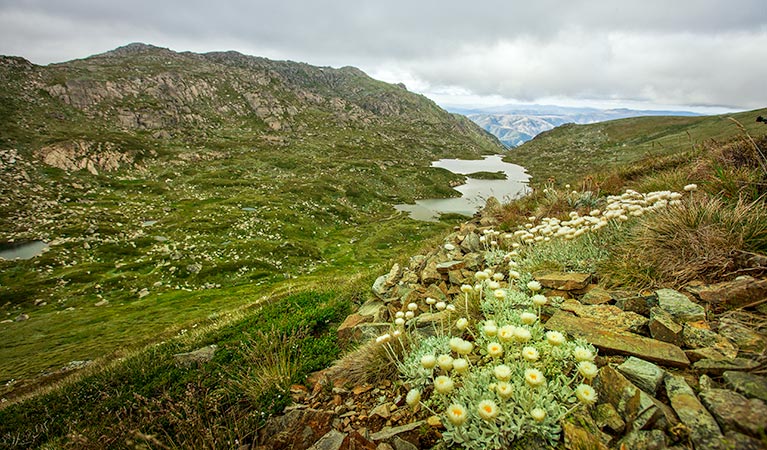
[331,337,407,385]
[605,195,767,286]
[692,135,767,201]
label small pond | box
[395,155,530,221]
[0,240,49,260]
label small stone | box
[372,275,389,298]
[426,415,443,429]
[563,422,609,450]
[460,232,481,253]
[14,313,29,322]
[369,421,424,442]
[308,430,347,450]
[369,403,391,419]
[420,259,441,286]
[720,431,767,450]
[536,272,591,291]
[594,403,625,434]
[685,347,730,363]
[138,288,150,298]
[337,314,373,343]
[723,371,767,402]
[94,299,109,307]
[693,358,759,376]
[435,260,464,273]
[581,287,613,305]
[391,436,417,450]
[683,322,738,358]
[172,344,217,367]
[384,264,402,288]
[656,288,706,323]
[616,430,667,450]
[699,388,767,437]
[616,357,665,396]
[560,300,647,333]
[648,306,683,346]
[615,294,658,317]
[718,318,767,356]
[665,374,723,447]
[699,374,717,391]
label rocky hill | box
[0,43,505,387]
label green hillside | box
[506,108,767,184]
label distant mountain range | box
[448,104,702,147]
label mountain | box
[448,104,702,147]
[0,43,505,386]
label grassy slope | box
[0,46,504,387]
[506,108,767,184]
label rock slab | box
[665,374,722,449]
[545,311,690,368]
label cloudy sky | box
[1,0,765,113]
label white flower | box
[392,329,402,338]
[477,399,499,420]
[437,354,454,371]
[449,337,464,353]
[492,273,504,281]
[405,311,414,319]
[407,302,418,311]
[494,364,512,381]
[527,281,542,292]
[487,342,504,358]
[683,183,698,192]
[436,301,447,311]
[521,346,539,362]
[532,294,547,306]
[425,297,437,305]
[394,318,405,326]
[494,289,507,300]
[483,321,498,337]
[498,325,515,342]
[434,375,455,394]
[457,340,474,355]
[575,384,597,405]
[460,284,473,294]
[545,331,565,346]
[446,304,456,312]
[487,281,500,290]
[573,346,595,362]
[453,358,469,374]
[445,404,468,426]
[496,381,513,399]
[508,270,520,280]
[577,361,598,380]
[406,389,421,407]
[530,407,547,422]
[444,243,456,251]
[375,333,391,343]
[520,312,537,325]
[421,354,437,369]
[475,271,489,281]
[513,326,532,343]
[456,318,469,331]
[524,368,546,388]
[395,311,405,319]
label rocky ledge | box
[257,213,767,450]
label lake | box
[0,240,49,260]
[395,155,530,221]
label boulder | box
[682,322,738,358]
[616,430,667,450]
[717,318,767,355]
[563,421,609,450]
[648,307,683,346]
[665,374,723,448]
[615,294,658,317]
[594,366,661,431]
[722,371,767,402]
[617,357,666,396]
[691,276,767,309]
[560,300,647,333]
[593,403,625,434]
[435,260,464,274]
[338,313,373,343]
[545,311,690,368]
[536,272,591,291]
[258,408,335,450]
[699,388,767,437]
[581,287,613,305]
[460,232,481,253]
[656,288,706,323]
[692,358,759,376]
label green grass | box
[506,108,767,186]
[0,288,355,449]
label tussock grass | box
[604,195,767,286]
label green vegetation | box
[466,171,507,180]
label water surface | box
[395,155,529,221]
[0,241,49,260]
